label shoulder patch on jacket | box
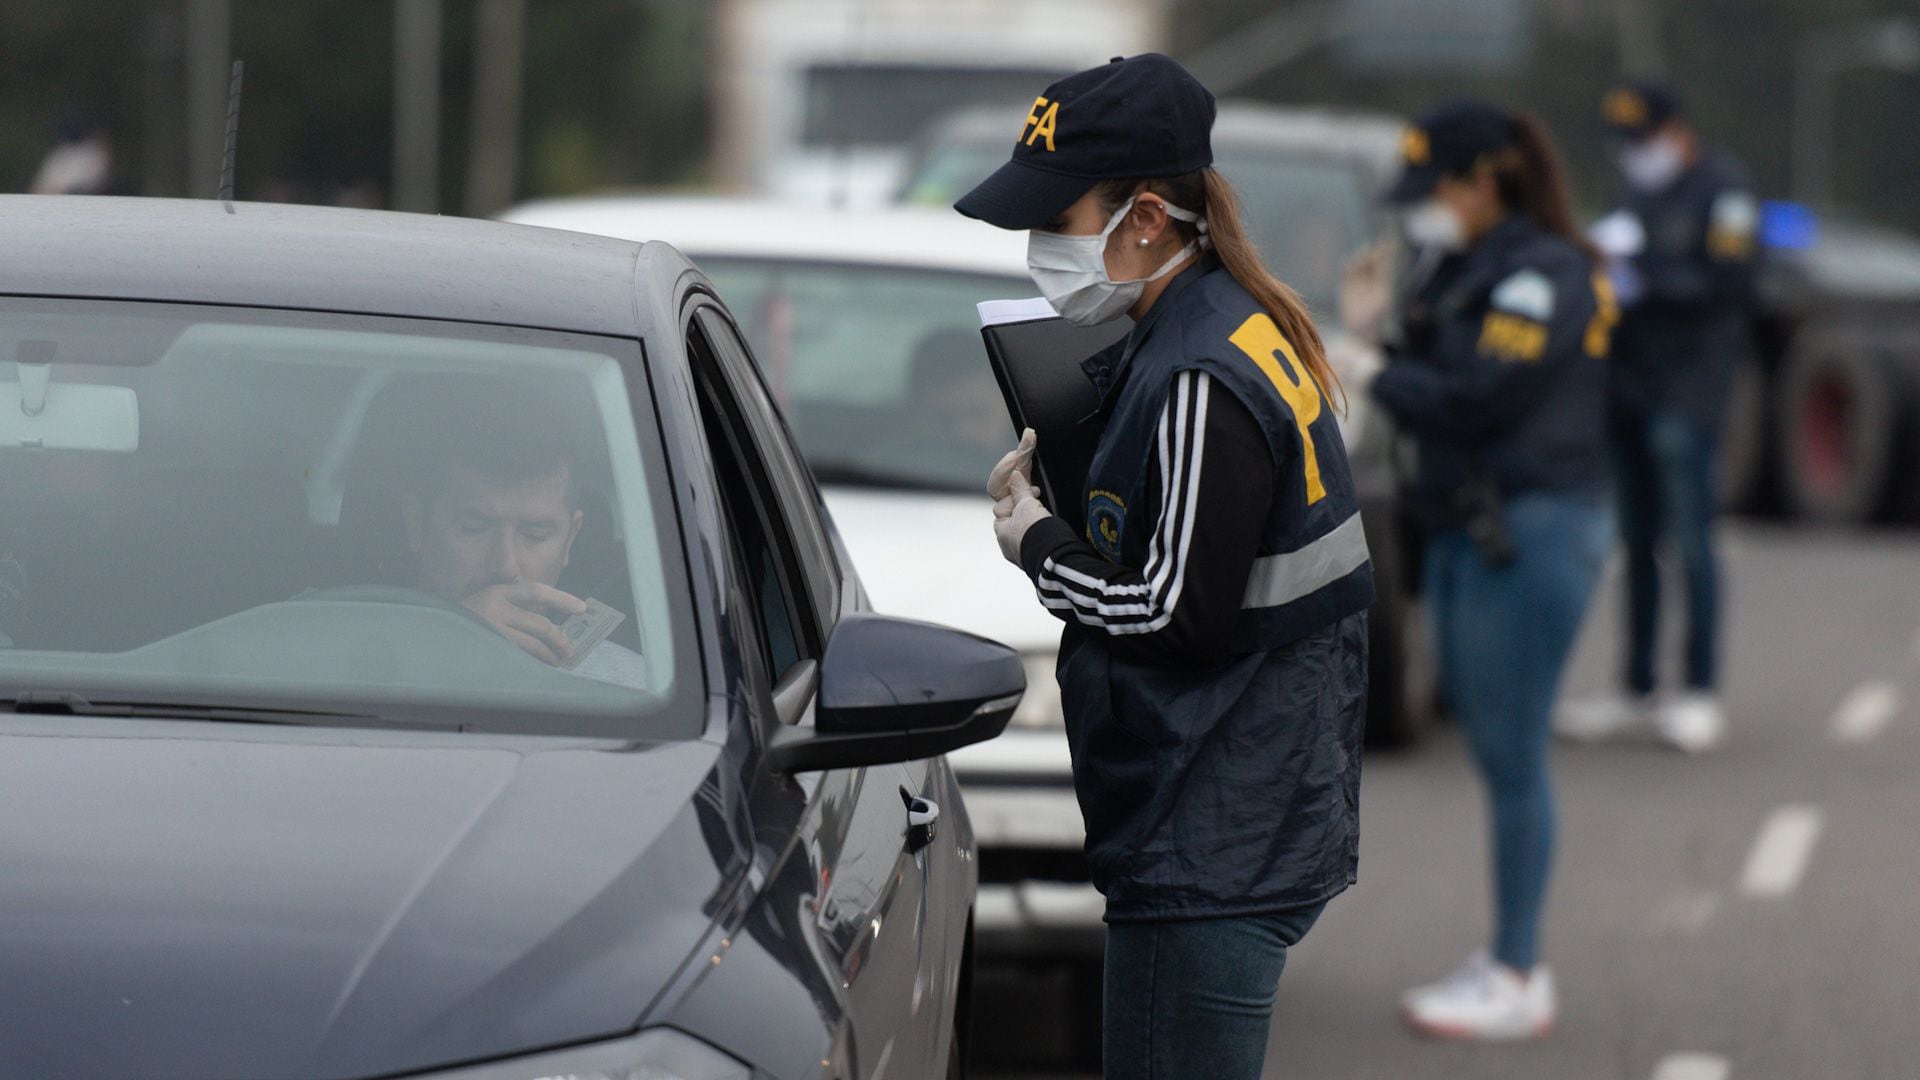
[1489,268,1556,322]
[1708,191,1759,259]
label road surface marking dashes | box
[1739,805,1824,898]
[1651,888,1720,935]
[1652,1052,1730,1080]
[1831,680,1901,744]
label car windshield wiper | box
[0,691,454,730]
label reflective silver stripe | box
[1241,512,1371,611]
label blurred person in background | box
[958,54,1372,1080]
[1560,82,1758,753]
[1369,101,1615,1040]
[30,111,115,195]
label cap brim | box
[954,158,1097,230]
[1385,164,1442,206]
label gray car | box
[0,195,1016,1080]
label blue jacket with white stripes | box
[1016,257,1373,921]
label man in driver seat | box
[399,386,645,689]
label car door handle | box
[900,785,939,852]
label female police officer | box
[1369,101,1614,1040]
[954,54,1372,1078]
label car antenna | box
[219,60,244,212]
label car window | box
[685,313,815,685]
[898,141,1014,210]
[698,259,1028,495]
[0,298,696,737]
[894,139,1373,321]
[693,308,842,629]
[802,64,1056,148]
[1214,150,1373,322]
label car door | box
[684,302,944,1079]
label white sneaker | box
[1555,692,1654,743]
[1657,693,1726,753]
[1400,950,1556,1040]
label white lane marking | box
[1652,1052,1730,1080]
[1831,680,1902,744]
[1739,805,1824,898]
[1651,888,1721,935]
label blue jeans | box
[1425,495,1611,971]
[1611,410,1720,694]
[1103,903,1326,1080]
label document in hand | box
[976,298,1130,538]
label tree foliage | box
[0,0,712,209]
[0,1,1915,232]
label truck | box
[706,0,1170,207]
[1730,208,1920,526]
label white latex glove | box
[987,428,1038,501]
[1338,239,1393,344]
[994,469,1052,566]
[1589,209,1646,259]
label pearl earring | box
[1138,237,1150,247]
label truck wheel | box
[1778,329,1905,525]
[1363,503,1434,748]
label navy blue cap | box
[1603,81,1682,142]
[1386,100,1517,205]
[954,54,1216,230]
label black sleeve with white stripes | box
[1018,370,1275,667]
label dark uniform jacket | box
[1016,257,1373,922]
[1372,215,1613,526]
[1609,151,1759,431]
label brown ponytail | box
[1493,113,1599,264]
[1095,169,1345,414]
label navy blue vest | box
[1077,260,1374,650]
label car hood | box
[0,715,729,1080]
[822,487,1064,653]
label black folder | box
[976,299,1131,538]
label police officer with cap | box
[1560,81,1758,753]
[1369,101,1613,1040]
[956,54,1371,1078]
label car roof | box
[0,195,659,337]
[500,196,1032,278]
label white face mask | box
[1026,196,1209,326]
[1620,134,1685,192]
[1402,198,1467,253]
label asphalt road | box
[980,522,1920,1080]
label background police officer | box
[1561,82,1759,753]
[1370,100,1614,1041]
[955,54,1372,1080]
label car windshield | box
[0,299,693,738]
[1219,151,1373,320]
[899,141,1373,321]
[700,258,1030,495]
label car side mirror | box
[763,613,1023,774]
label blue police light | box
[1762,200,1819,251]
